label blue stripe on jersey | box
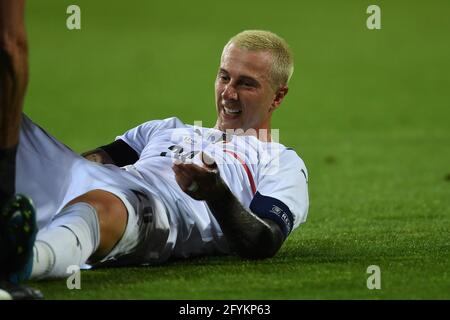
[249,192,294,238]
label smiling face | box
[214,43,288,139]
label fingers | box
[201,152,217,170]
[172,164,193,191]
[172,162,205,186]
[174,162,208,175]
[172,164,204,200]
[171,155,222,201]
[172,152,218,172]
[171,153,219,196]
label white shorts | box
[17,115,175,266]
[92,185,173,267]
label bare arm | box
[82,148,115,164]
[172,155,285,259]
[0,0,28,148]
[205,180,284,259]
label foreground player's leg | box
[0,0,36,286]
[0,0,29,206]
[0,281,43,300]
[0,194,42,301]
[30,190,128,279]
[0,195,37,282]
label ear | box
[270,86,289,111]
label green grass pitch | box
[23,0,449,299]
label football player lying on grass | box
[1,30,309,283]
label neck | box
[255,127,272,142]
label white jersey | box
[16,115,309,260]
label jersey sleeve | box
[116,117,180,155]
[250,148,309,238]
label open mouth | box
[223,106,242,115]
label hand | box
[172,152,225,201]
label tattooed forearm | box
[206,181,284,259]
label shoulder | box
[160,117,186,128]
[144,116,187,129]
[259,142,308,180]
[129,117,188,133]
[282,147,308,176]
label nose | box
[221,83,238,101]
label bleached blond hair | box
[223,30,294,87]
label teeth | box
[224,106,242,115]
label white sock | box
[31,202,100,279]
[31,240,54,278]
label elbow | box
[236,245,280,260]
[234,230,283,260]
[238,248,279,260]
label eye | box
[218,74,229,82]
[240,80,256,88]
